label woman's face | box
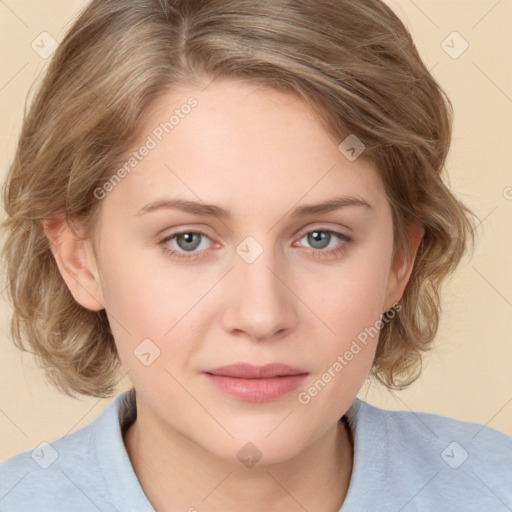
[80,78,413,464]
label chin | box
[196,429,312,468]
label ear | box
[43,215,105,311]
[383,221,424,311]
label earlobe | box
[43,216,105,311]
[383,221,424,311]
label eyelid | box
[160,223,351,244]
[159,229,214,261]
[295,222,352,239]
[160,228,215,248]
[159,224,353,262]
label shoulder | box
[347,399,512,511]
[0,395,125,512]
[356,398,512,452]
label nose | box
[221,251,298,342]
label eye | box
[294,228,352,259]
[159,227,352,261]
[159,230,213,261]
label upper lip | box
[203,363,307,379]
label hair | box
[0,0,476,398]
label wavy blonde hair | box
[0,0,476,398]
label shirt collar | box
[93,389,371,511]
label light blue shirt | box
[1,389,511,511]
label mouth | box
[202,363,309,402]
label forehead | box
[107,78,385,218]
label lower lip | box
[203,373,308,402]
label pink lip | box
[202,363,308,402]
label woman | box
[0,0,510,510]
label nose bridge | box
[223,235,296,340]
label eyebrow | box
[135,195,373,219]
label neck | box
[123,394,354,512]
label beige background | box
[1,0,511,461]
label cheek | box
[315,244,392,339]
[296,254,391,419]
[98,234,197,328]
[301,235,393,398]
[95,244,168,356]
[97,241,215,374]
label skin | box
[44,77,423,511]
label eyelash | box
[159,228,352,261]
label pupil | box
[309,231,329,249]
[179,232,200,251]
